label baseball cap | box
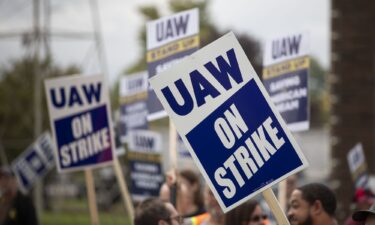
[354,188,375,204]
[352,204,375,222]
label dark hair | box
[224,200,259,225]
[180,169,204,209]
[134,198,172,225]
[298,183,337,216]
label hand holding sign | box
[149,32,308,220]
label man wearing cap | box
[345,188,375,225]
[352,204,375,225]
[0,166,38,225]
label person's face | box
[165,202,183,225]
[365,215,375,225]
[247,205,266,225]
[288,190,313,225]
[0,174,12,196]
[204,187,223,219]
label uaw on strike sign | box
[45,75,114,172]
[149,32,308,212]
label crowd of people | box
[135,168,375,225]
[1,166,375,225]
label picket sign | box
[149,32,308,221]
[45,74,134,224]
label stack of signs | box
[127,130,163,202]
[149,32,308,212]
[11,132,55,193]
[119,71,149,143]
[146,8,199,121]
[45,75,115,172]
[347,143,369,188]
[263,32,310,132]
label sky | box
[0,0,330,85]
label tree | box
[309,57,329,126]
[0,57,80,163]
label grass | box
[41,211,131,225]
[41,198,132,225]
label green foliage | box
[309,58,329,126]
[0,57,80,163]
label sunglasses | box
[249,214,268,222]
[170,215,184,224]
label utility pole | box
[32,0,43,219]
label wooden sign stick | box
[113,157,135,224]
[85,169,100,225]
[262,188,290,225]
[278,180,288,211]
[169,119,178,169]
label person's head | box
[287,183,336,225]
[0,166,17,197]
[134,198,183,225]
[204,186,224,223]
[352,204,375,225]
[225,200,267,225]
[353,188,375,210]
[180,169,204,209]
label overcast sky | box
[0,0,330,84]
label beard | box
[289,213,313,225]
[300,214,313,225]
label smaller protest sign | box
[146,8,199,121]
[128,130,163,202]
[119,71,149,143]
[11,132,55,193]
[347,143,369,188]
[263,32,310,132]
[45,75,115,172]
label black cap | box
[352,204,375,222]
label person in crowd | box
[179,169,206,217]
[224,199,268,225]
[352,204,375,225]
[159,169,206,218]
[287,183,337,225]
[199,186,224,225]
[134,197,183,225]
[346,188,375,225]
[0,166,38,225]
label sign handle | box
[278,180,287,211]
[113,157,135,224]
[85,169,100,225]
[262,188,290,225]
[169,119,178,169]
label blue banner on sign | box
[129,160,163,201]
[263,69,308,125]
[54,105,113,170]
[186,79,303,208]
[119,100,148,141]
